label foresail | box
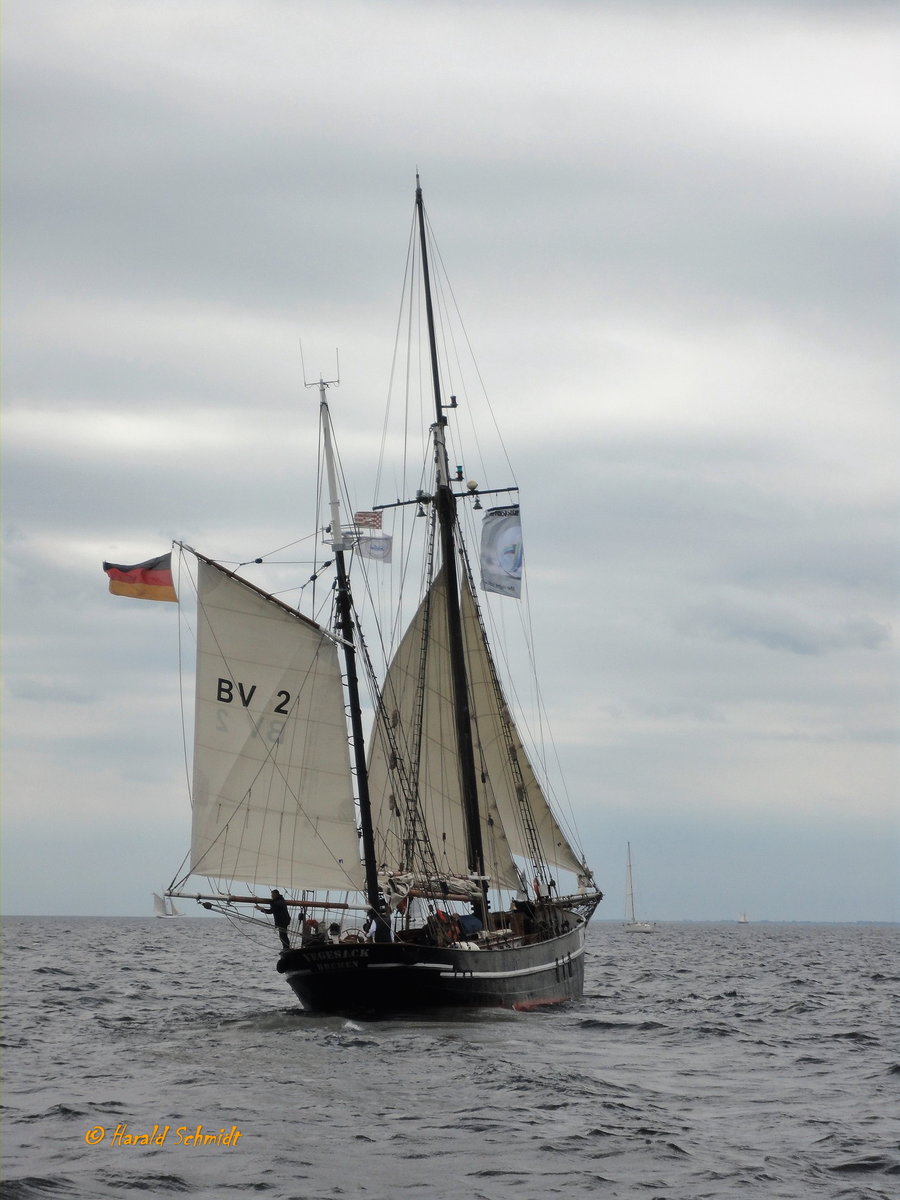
[190,557,365,891]
[367,571,521,889]
[460,582,585,877]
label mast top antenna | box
[299,339,340,390]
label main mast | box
[318,381,388,938]
[415,177,488,919]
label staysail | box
[367,567,583,886]
[189,555,365,891]
[460,580,584,876]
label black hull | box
[276,914,586,1013]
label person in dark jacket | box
[364,907,394,943]
[256,889,291,951]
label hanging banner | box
[480,506,522,599]
[357,535,393,563]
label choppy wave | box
[2,918,898,1199]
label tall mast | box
[415,177,487,915]
[318,381,387,937]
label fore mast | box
[318,380,389,940]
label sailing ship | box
[153,892,182,919]
[624,843,654,933]
[737,912,749,924]
[150,179,603,1011]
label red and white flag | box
[354,511,382,529]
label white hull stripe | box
[286,943,584,982]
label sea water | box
[2,917,897,1199]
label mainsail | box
[189,556,365,891]
[367,567,583,887]
[368,570,519,887]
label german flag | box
[103,553,177,603]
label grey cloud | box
[11,679,97,704]
[678,600,891,656]
[3,0,896,919]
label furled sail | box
[367,571,521,888]
[190,556,365,891]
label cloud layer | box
[3,0,897,919]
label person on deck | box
[256,889,291,951]
[365,908,394,942]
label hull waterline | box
[277,916,587,1013]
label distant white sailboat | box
[624,844,655,933]
[153,892,183,919]
[737,912,749,924]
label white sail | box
[154,892,181,917]
[460,580,585,877]
[625,844,636,922]
[367,570,583,886]
[190,557,365,891]
[368,571,520,887]
[624,842,654,931]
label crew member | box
[256,889,291,951]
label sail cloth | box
[367,571,521,889]
[153,892,182,917]
[103,553,177,602]
[460,583,584,876]
[367,569,583,885]
[190,557,365,891]
[480,506,522,599]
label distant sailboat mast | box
[624,842,654,932]
[625,843,637,923]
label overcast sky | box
[3,0,897,921]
